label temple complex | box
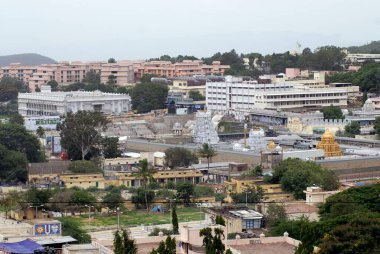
[192,111,220,144]
[247,128,267,152]
[316,129,343,157]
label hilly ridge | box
[0,53,57,67]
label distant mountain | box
[0,53,57,67]
[347,41,380,54]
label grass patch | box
[64,207,204,228]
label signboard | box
[34,222,61,236]
[24,116,61,131]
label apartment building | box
[100,61,134,86]
[170,77,206,98]
[0,63,37,84]
[134,60,229,79]
[206,76,347,113]
[18,85,131,116]
[346,53,380,63]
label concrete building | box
[0,63,37,84]
[346,53,380,64]
[170,77,206,99]
[134,60,229,80]
[99,61,134,86]
[206,76,347,113]
[18,85,131,116]
[60,173,105,189]
[304,186,341,205]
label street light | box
[117,207,120,230]
[29,205,44,219]
[245,191,251,207]
[84,205,94,231]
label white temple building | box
[192,111,220,144]
[247,128,267,152]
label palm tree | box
[198,143,217,182]
[36,126,45,138]
[133,159,156,211]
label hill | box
[347,40,380,54]
[0,53,57,67]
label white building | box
[206,76,347,113]
[346,53,380,64]
[18,85,131,117]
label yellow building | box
[60,173,105,189]
[316,129,343,157]
[170,78,206,99]
[224,177,293,202]
[107,169,203,188]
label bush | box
[68,160,102,173]
[194,185,214,197]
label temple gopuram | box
[316,129,343,157]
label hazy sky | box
[1,0,380,61]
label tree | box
[164,147,198,168]
[344,121,360,137]
[57,111,109,160]
[243,165,262,177]
[113,229,138,254]
[131,188,155,210]
[188,90,205,101]
[198,143,217,179]
[130,83,168,113]
[0,123,45,162]
[231,186,264,204]
[199,227,226,254]
[107,75,117,86]
[102,137,122,158]
[68,160,102,173]
[266,203,287,227]
[172,205,179,234]
[70,189,97,210]
[133,159,156,211]
[9,113,24,125]
[36,126,45,138]
[83,70,101,85]
[140,74,157,83]
[149,236,176,254]
[320,105,344,120]
[60,217,91,243]
[103,190,123,210]
[47,80,59,91]
[0,77,27,102]
[114,230,124,254]
[0,144,27,182]
[24,187,52,206]
[215,215,226,226]
[108,58,116,63]
[49,189,74,214]
[175,182,194,206]
[271,158,339,199]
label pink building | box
[100,61,134,86]
[0,63,38,84]
[134,60,230,80]
[285,68,301,79]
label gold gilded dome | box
[316,128,342,157]
[321,128,334,140]
[267,141,276,150]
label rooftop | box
[230,242,295,254]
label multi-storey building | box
[100,61,134,86]
[0,63,38,84]
[206,76,348,113]
[134,60,229,80]
[346,53,380,64]
[18,85,131,116]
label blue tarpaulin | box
[0,239,44,254]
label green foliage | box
[175,182,195,205]
[103,190,123,210]
[0,123,45,162]
[24,187,52,206]
[102,137,122,158]
[172,205,179,234]
[344,121,361,137]
[214,193,226,202]
[57,111,109,160]
[60,217,91,244]
[131,188,155,209]
[130,83,168,113]
[47,80,59,91]
[83,69,100,85]
[348,40,380,54]
[0,77,27,102]
[0,144,27,182]
[149,236,176,254]
[242,165,263,177]
[164,147,198,168]
[36,126,45,138]
[133,159,156,210]
[199,227,225,254]
[9,113,24,125]
[320,105,344,120]
[269,216,312,240]
[68,160,102,173]
[194,185,214,198]
[198,143,217,173]
[188,90,205,101]
[70,189,97,206]
[266,203,287,227]
[108,58,116,63]
[215,215,225,226]
[231,186,264,204]
[319,184,380,220]
[140,73,157,83]
[114,229,138,254]
[271,158,339,199]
